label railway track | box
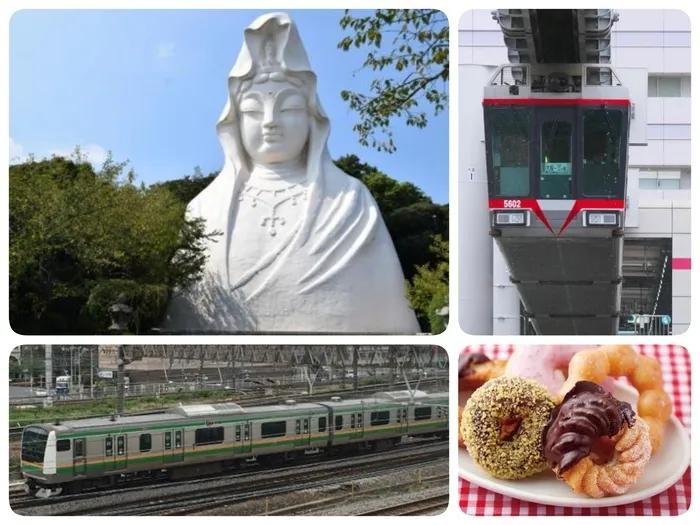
[11,441,447,515]
[264,473,449,516]
[124,454,447,516]
[357,493,449,516]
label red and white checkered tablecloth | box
[459,345,691,516]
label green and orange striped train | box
[21,390,448,498]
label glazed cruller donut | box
[557,345,672,453]
[543,381,652,498]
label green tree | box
[407,235,449,334]
[150,166,216,205]
[9,149,218,335]
[338,9,449,152]
[334,154,447,284]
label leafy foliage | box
[338,9,449,152]
[406,235,449,334]
[9,149,218,335]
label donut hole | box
[499,416,522,441]
[590,436,617,465]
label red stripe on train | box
[483,98,631,106]
[489,199,625,236]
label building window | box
[639,170,682,190]
[648,75,688,97]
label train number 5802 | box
[503,200,522,208]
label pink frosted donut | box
[505,345,615,396]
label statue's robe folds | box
[163,159,421,334]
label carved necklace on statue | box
[238,182,308,237]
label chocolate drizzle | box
[542,381,636,475]
[458,352,491,377]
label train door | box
[115,434,127,470]
[349,411,364,439]
[174,429,185,461]
[294,417,311,446]
[398,407,409,434]
[164,429,185,463]
[72,438,87,476]
[241,421,252,453]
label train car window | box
[244,423,250,441]
[235,425,241,442]
[140,434,152,453]
[261,421,286,439]
[358,414,363,427]
[105,437,113,457]
[73,439,84,458]
[489,107,531,196]
[295,420,301,435]
[165,432,172,450]
[582,109,623,197]
[117,436,125,456]
[335,415,343,431]
[415,407,432,421]
[303,419,309,434]
[175,431,182,448]
[57,439,71,452]
[351,414,356,428]
[195,427,224,446]
[370,411,390,427]
[319,417,327,433]
[396,410,401,423]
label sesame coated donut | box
[461,376,556,480]
[557,345,671,453]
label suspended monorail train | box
[484,62,630,334]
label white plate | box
[458,382,691,508]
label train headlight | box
[583,211,619,227]
[494,211,528,226]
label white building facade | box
[458,9,691,335]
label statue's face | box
[239,80,310,165]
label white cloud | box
[9,137,26,164]
[156,42,175,60]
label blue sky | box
[9,9,449,203]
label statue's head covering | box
[215,13,332,239]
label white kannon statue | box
[162,12,421,333]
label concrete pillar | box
[458,64,497,335]
[492,244,521,335]
[44,345,52,394]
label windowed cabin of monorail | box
[483,65,630,202]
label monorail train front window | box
[540,119,572,199]
[489,108,531,196]
[582,109,623,196]
[21,427,48,463]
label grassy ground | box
[9,379,390,427]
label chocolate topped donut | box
[458,352,491,377]
[542,381,636,475]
